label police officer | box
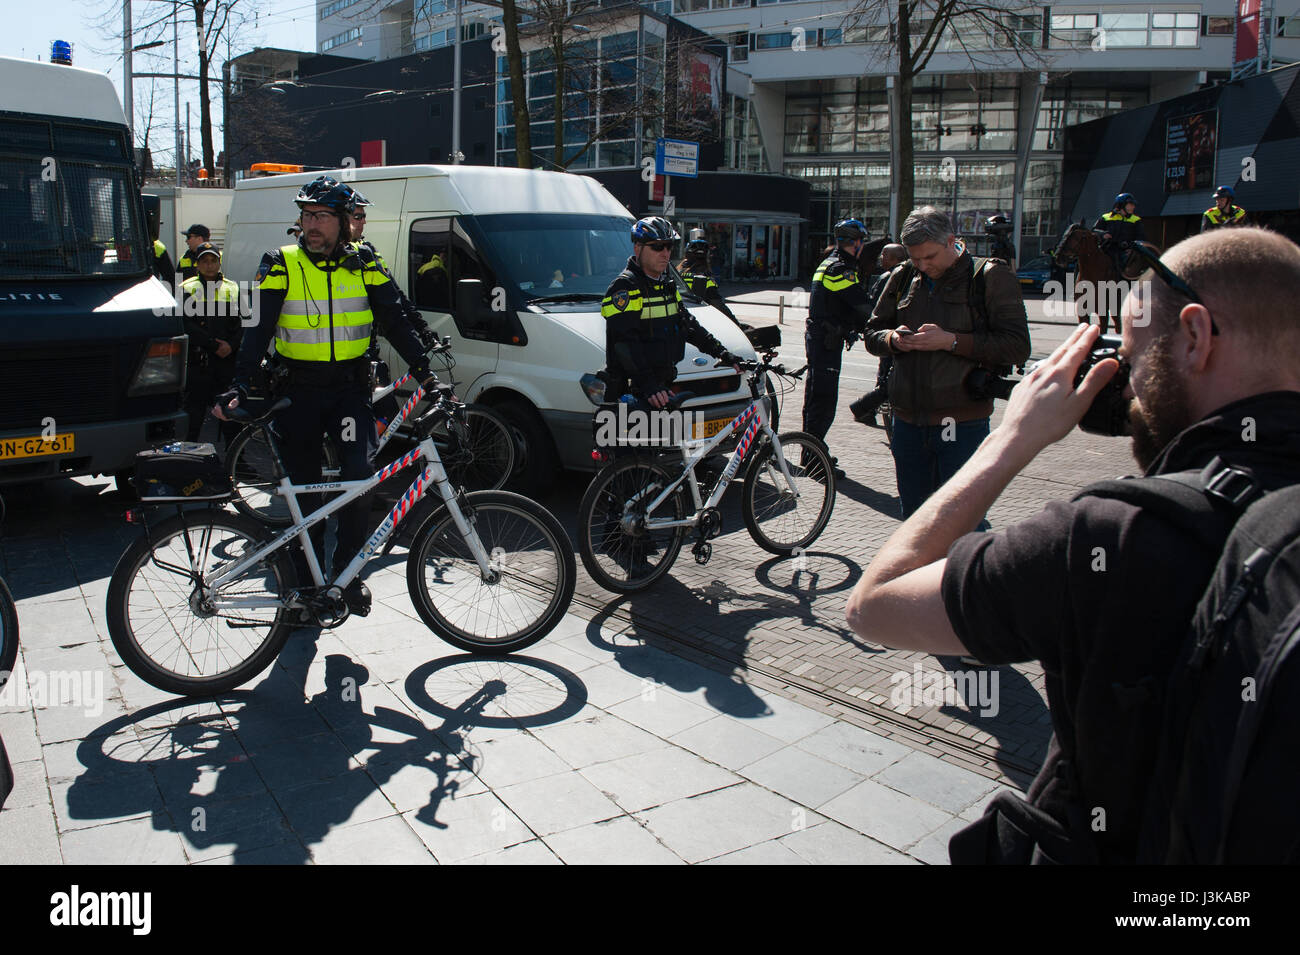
[177,224,210,280]
[602,216,738,410]
[805,218,874,479]
[985,214,1016,264]
[678,238,741,329]
[1201,185,1247,232]
[214,176,437,615]
[1092,193,1144,276]
[180,243,243,444]
[149,217,175,285]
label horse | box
[1051,223,1162,334]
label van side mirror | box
[453,277,527,346]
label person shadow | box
[69,622,580,863]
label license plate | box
[694,416,732,440]
[0,432,76,461]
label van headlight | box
[128,336,188,396]
[580,372,607,406]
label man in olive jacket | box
[864,206,1030,520]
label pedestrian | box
[177,223,210,281]
[846,226,1300,863]
[985,214,1016,265]
[213,176,439,616]
[849,242,908,427]
[862,206,1030,521]
[180,242,243,445]
[1201,185,1247,232]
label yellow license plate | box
[694,416,732,440]
[0,432,76,461]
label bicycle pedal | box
[692,541,712,565]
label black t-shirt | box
[940,391,1300,863]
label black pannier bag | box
[133,442,233,502]
[744,324,782,350]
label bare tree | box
[843,1,1046,216]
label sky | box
[3,0,321,165]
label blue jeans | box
[890,415,991,528]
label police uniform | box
[180,272,243,443]
[415,252,449,310]
[177,248,200,282]
[1202,203,1246,232]
[1092,210,1145,275]
[679,259,739,326]
[803,247,872,443]
[152,240,176,285]
[601,255,729,399]
[233,240,429,575]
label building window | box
[821,28,843,47]
[321,27,363,52]
[320,0,363,20]
[754,31,796,51]
[414,0,446,18]
[728,31,748,63]
[1203,16,1234,36]
[1052,9,1198,48]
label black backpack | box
[951,458,1300,864]
[1091,459,1300,863]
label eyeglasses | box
[644,242,674,252]
[299,210,336,224]
[1130,244,1220,335]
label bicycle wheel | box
[227,428,339,527]
[0,576,17,690]
[741,431,836,555]
[406,490,575,655]
[578,455,688,594]
[107,510,298,696]
[433,404,517,492]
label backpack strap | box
[967,256,992,335]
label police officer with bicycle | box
[214,176,438,615]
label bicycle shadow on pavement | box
[68,625,581,863]
[583,551,872,720]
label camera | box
[1075,333,1132,436]
[965,365,1018,401]
[985,220,1014,236]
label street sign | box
[663,196,676,216]
[654,138,699,179]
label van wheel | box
[497,399,559,495]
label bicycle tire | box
[227,427,340,527]
[405,490,575,655]
[432,404,517,492]
[107,510,298,696]
[741,431,836,555]
[0,575,17,691]
[578,455,688,594]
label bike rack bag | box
[134,442,234,503]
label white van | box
[224,165,758,490]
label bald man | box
[850,243,909,426]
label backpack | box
[951,458,1300,864]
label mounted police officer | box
[1201,185,1247,232]
[1092,193,1145,277]
[601,216,738,410]
[678,238,741,329]
[180,243,243,444]
[805,218,875,479]
[214,176,438,615]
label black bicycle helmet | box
[1213,185,1234,200]
[631,216,680,244]
[833,218,869,242]
[686,238,708,254]
[348,187,373,214]
[1114,192,1136,208]
[295,176,356,214]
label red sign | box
[360,139,386,167]
[1235,0,1261,64]
[652,175,665,202]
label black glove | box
[216,379,249,407]
[716,350,741,367]
[409,363,438,391]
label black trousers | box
[276,381,376,580]
[184,361,239,446]
[802,323,843,444]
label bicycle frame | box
[203,389,493,612]
[634,375,801,531]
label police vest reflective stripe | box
[154,240,167,259]
[418,254,445,275]
[1206,206,1245,225]
[639,291,680,319]
[181,276,240,302]
[1102,212,1141,223]
[271,245,374,362]
[814,260,856,292]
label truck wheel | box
[497,399,559,496]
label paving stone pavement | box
[0,291,1134,863]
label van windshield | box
[474,213,633,301]
[0,154,148,280]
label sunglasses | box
[1130,244,1220,335]
[643,241,675,252]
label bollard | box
[778,295,785,325]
